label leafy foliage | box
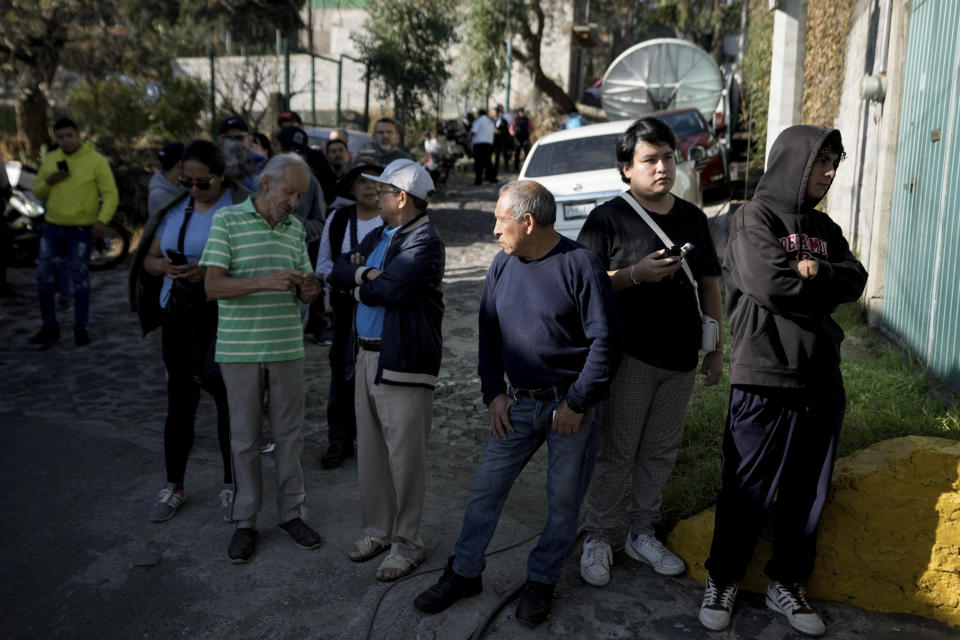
[740,0,774,170]
[801,0,858,127]
[352,0,459,141]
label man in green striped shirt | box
[201,153,323,564]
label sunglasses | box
[179,176,217,190]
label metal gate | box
[883,0,960,392]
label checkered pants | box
[582,354,695,540]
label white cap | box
[363,159,435,201]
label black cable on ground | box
[364,528,544,640]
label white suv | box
[518,119,702,240]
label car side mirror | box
[688,146,706,163]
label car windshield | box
[658,110,708,137]
[523,133,621,177]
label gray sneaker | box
[219,488,234,522]
[149,483,186,522]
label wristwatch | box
[565,398,585,414]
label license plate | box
[563,202,593,220]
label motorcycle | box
[424,126,466,189]
[4,161,131,271]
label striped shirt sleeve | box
[200,210,233,269]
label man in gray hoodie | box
[698,126,867,637]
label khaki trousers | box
[221,359,306,529]
[354,348,433,559]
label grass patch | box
[659,302,960,536]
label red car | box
[650,108,728,196]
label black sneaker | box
[413,556,483,614]
[228,528,257,564]
[29,325,60,346]
[74,328,90,347]
[279,517,323,550]
[515,580,555,628]
[321,443,354,469]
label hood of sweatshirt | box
[752,125,838,216]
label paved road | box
[1,175,954,639]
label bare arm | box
[698,275,723,386]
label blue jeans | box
[453,394,600,584]
[35,223,92,329]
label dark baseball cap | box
[277,110,302,126]
[276,125,309,154]
[157,142,184,171]
[218,116,249,134]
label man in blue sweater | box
[414,180,621,627]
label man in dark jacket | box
[329,159,444,583]
[698,126,867,637]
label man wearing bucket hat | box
[315,155,384,469]
[329,159,445,582]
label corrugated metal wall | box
[883,0,960,392]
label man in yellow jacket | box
[31,118,118,347]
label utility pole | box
[309,6,316,124]
[504,0,512,111]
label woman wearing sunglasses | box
[130,139,251,524]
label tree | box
[464,0,579,116]
[352,0,459,143]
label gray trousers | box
[354,348,433,559]
[582,354,695,540]
[221,359,306,529]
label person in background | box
[370,118,413,166]
[277,110,339,206]
[314,156,384,469]
[326,138,350,181]
[30,117,118,347]
[132,140,250,524]
[492,104,513,177]
[510,107,534,172]
[250,133,272,171]
[470,108,496,186]
[148,142,184,217]
[217,138,257,193]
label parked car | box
[518,119,702,240]
[648,108,728,196]
[304,126,374,154]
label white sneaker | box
[765,581,825,637]
[624,532,686,576]
[699,575,739,631]
[579,537,613,587]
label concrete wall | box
[174,2,574,127]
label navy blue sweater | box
[478,235,622,408]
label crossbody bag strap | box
[617,192,702,317]
[176,197,196,254]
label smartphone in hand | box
[166,250,187,265]
[57,160,69,173]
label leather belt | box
[358,337,382,352]
[513,384,569,401]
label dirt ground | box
[1,172,955,639]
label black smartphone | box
[166,250,187,265]
[663,245,683,257]
[57,160,68,173]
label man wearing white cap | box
[329,159,445,581]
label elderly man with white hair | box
[201,153,323,564]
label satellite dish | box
[601,38,723,120]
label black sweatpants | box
[161,302,232,486]
[704,380,845,585]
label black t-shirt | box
[577,194,721,371]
